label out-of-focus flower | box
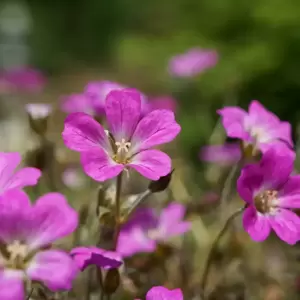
[200,143,241,166]
[147,96,177,113]
[85,81,125,115]
[60,94,94,115]
[117,203,191,257]
[0,67,46,93]
[237,148,300,245]
[62,167,86,190]
[62,89,180,181]
[0,189,78,299]
[169,48,218,78]
[0,152,41,194]
[136,286,183,300]
[70,247,122,271]
[218,100,293,154]
[25,103,52,119]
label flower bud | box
[102,268,120,295]
[148,169,174,193]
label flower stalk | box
[113,172,123,249]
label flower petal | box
[105,88,141,141]
[217,107,248,139]
[131,110,181,152]
[242,206,271,242]
[62,112,110,152]
[248,100,279,125]
[0,152,21,190]
[279,175,300,208]
[0,189,31,243]
[146,286,183,300]
[269,209,300,245]
[27,250,78,291]
[60,94,94,115]
[0,270,24,300]
[81,150,124,182]
[4,167,41,191]
[128,149,171,180]
[237,164,263,203]
[27,193,78,249]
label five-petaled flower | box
[168,48,218,78]
[218,100,293,154]
[0,152,41,195]
[62,88,181,181]
[117,203,191,257]
[70,247,122,271]
[238,148,300,245]
[0,189,78,300]
[136,286,183,300]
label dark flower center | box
[254,190,278,214]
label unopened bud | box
[103,268,120,295]
[26,103,52,136]
[148,169,174,193]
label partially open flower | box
[62,89,181,181]
[0,189,79,299]
[70,247,122,271]
[117,203,191,257]
[238,147,300,244]
[169,48,218,78]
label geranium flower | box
[60,94,94,115]
[237,148,300,244]
[0,152,41,194]
[117,203,191,257]
[62,88,180,181]
[70,247,122,271]
[169,48,218,77]
[136,286,183,300]
[0,189,78,299]
[218,100,293,154]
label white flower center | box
[7,241,29,262]
[115,139,131,153]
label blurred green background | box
[3,0,300,166]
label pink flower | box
[62,89,181,181]
[147,96,177,113]
[200,143,241,166]
[169,48,218,77]
[85,81,126,115]
[0,67,46,93]
[237,147,300,245]
[218,100,293,153]
[0,152,41,194]
[70,247,122,271]
[0,189,79,299]
[60,94,94,115]
[137,286,183,300]
[117,203,191,257]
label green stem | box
[113,172,123,249]
[200,206,245,298]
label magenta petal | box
[0,271,24,300]
[60,94,93,115]
[27,193,78,249]
[0,152,21,189]
[0,190,31,243]
[242,206,271,242]
[146,286,183,300]
[5,167,41,190]
[62,112,110,152]
[131,110,181,152]
[217,107,248,139]
[128,149,171,180]
[70,247,93,270]
[27,250,78,291]
[81,150,124,182]
[269,209,300,245]
[248,100,279,125]
[105,89,141,141]
[237,164,263,203]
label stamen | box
[254,190,278,214]
[115,139,131,153]
[7,241,28,261]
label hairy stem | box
[113,172,123,249]
[200,206,245,298]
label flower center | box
[114,139,131,164]
[0,241,29,270]
[254,190,278,214]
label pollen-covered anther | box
[7,241,28,261]
[115,139,131,153]
[254,190,278,214]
